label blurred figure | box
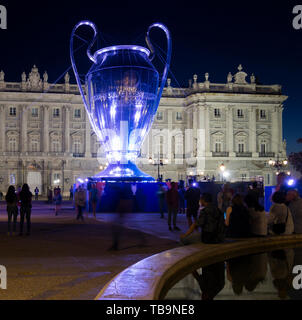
[225,194,251,238]
[75,185,86,221]
[90,183,98,218]
[268,191,294,235]
[217,183,234,215]
[166,182,180,231]
[53,188,62,216]
[19,184,33,236]
[47,187,53,204]
[157,183,166,219]
[244,193,267,236]
[34,187,39,201]
[0,191,3,201]
[184,179,200,227]
[5,185,18,236]
[247,181,261,204]
[178,183,186,214]
[286,189,302,234]
[69,185,73,200]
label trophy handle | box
[70,20,99,135]
[146,23,172,108]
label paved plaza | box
[0,201,188,300]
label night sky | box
[0,0,301,153]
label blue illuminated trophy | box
[70,21,171,181]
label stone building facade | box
[0,65,287,195]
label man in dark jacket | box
[180,193,225,244]
[166,182,180,231]
[184,179,201,227]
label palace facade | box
[0,64,287,195]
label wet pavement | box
[0,201,182,300]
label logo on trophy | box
[70,21,171,181]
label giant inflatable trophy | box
[70,21,171,181]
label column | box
[43,105,49,154]
[205,105,211,156]
[249,106,257,156]
[226,106,234,156]
[64,106,70,154]
[271,106,279,154]
[167,110,172,161]
[21,105,28,154]
[197,104,205,157]
[85,114,91,157]
[279,105,285,156]
[0,105,5,152]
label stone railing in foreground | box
[95,234,302,300]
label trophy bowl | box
[71,21,171,181]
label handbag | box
[272,208,288,235]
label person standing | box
[5,185,18,236]
[166,182,180,231]
[34,187,39,201]
[90,183,98,218]
[184,179,200,227]
[69,186,73,200]
[53,188,62,216]
[19,184,33,236]
[47,187,53,204]
[286,190,302,234]
[178,183,186,214]
[217,183,234,215]
[157,183,166,219]
[75,185,86,221]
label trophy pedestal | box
[89,161,155,182]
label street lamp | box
[268,155,288,174]
[149,152,168,181]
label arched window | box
[8,137,17,152]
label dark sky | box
[0,0,301,153]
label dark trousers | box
[20,206,31,234]
[168,207,178,227]
[7,206,18,233]
[77,205,84,220]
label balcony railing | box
[236,152,252,157]
[259,152,275,158]
[212,152,229,157]
[73,153,85,158]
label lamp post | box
[149,152,168,181]
[268,155,288,175]
[219,163,225,182]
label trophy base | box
[89,161,155,182]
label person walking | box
[166,182,181,231]
[19,184,33,236]
[75,185,86,221]
[5,185,18,236]
[53,188,62,216]
[184,179,200,227]
[34,187,39,201]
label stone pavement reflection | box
[0,201,179,300]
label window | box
[260,110,266,119]
[73,140,81,153]
[260,143,266,154]
[74,109,81,118]
[214,108,221,118]
[9,107,16,116]
[8,137,17,152]
[215,142,222,152]
[30,138,39,152]
[51,140,60,152]
[237,109,244,118]
[31,108,38,117]
[176,112,182,120]
[238,143,244,153]
[240,173,247,181]
[53,108,60,117]
[156,112,163,120]
[9,174,16,185]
